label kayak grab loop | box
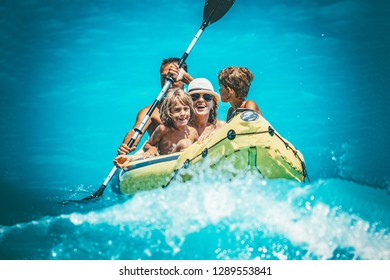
[227,129,236,140]
[268,126,275,136]
[183,159,190,169]
[202,148,208,158]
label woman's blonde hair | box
[160,88,194,127]
[218,66,254,99]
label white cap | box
[188,78,220,102]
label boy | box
[218,66,263,121]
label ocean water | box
[0,0,389,260]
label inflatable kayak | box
[119,110,308,195]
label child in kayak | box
[114,88,198,168]
[218,66,263,121]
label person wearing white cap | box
[187,78,225,140]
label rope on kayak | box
[163,126,310,188]
[268,126,311,183]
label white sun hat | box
[188,78,220,102]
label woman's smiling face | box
[190,92,213,119]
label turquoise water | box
[0,0,389,260]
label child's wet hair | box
[218,66,254,99]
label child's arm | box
[172,127,199,152]
[143,125,165,157]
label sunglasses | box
[190,93,213,102]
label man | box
[117,57,193,155]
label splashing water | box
[1,169,388,260]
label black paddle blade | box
[81,184,106,200]
[62,184,106,203]
[202,0,235,27]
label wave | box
[1,171,389,260]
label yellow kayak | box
[119,110,307,195]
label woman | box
[187,78,225,141]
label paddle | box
[80,0,236,201]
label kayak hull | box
[119,111,306,195]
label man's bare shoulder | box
[137,105,161,119]
[137,105,149,117]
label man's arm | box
[169,64,194,85]
[117,106,153,155]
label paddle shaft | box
[84,28,207,200]
[125,28,207,148]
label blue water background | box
[0,0,389,259]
